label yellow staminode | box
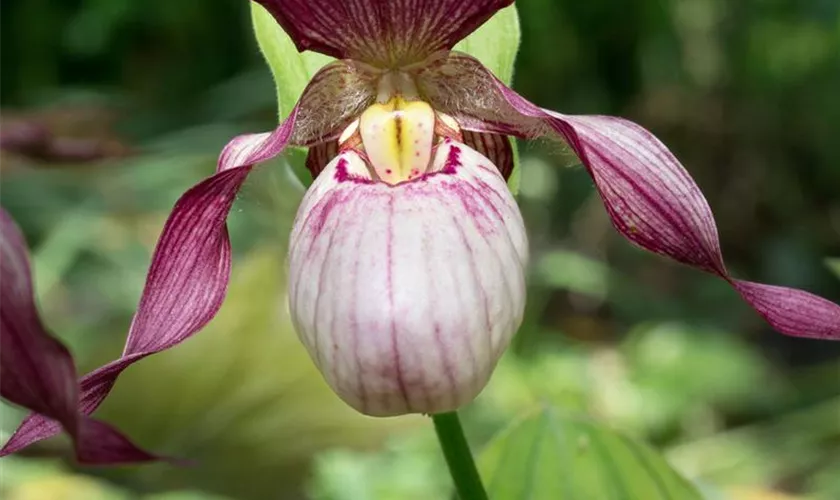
[359,96,435,184]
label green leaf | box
[826,258,840,280]
[535,249,612,300]
[454,4,522,193]
[479,406,703,500]
[32,209,98,298]
[251,2,333,120]
[454,4,521,86]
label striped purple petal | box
[418,52,840,340]
[0,210,157,463]
[0,61,369,456]
[253,0,514,65]
[462,130,514,180]
[1,210,76,427]
[305,140,339,177]
[0,168,247,457]
[733,281,840,339]
[289,140,528,415]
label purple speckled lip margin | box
[333,138,464,185]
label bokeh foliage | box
[1,0,839,499]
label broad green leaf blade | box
[454,4,522,194]
[826,258,840,280]
[535,249,612,300]
[479,407,703,500]
[251,3,333,120]
[454,4,521,86]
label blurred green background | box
[1,1,839,499]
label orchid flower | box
[1,0,838,463]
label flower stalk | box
[433,412,489,500]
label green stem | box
[432,412,489,500]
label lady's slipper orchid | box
[1,0,838,460]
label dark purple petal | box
[1,84,309,457]
[0,168,249,457]
[733,281,840,340]
[305,140,339,177]
[0,210,158,463]
[3,413,159,464]
[540,115,840,337]
[548,114,725,273]
[253,0,514,65]
[0,210,77,423]
[72,418,159,464]
[420,52,840,340]
[461,130,514,180]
